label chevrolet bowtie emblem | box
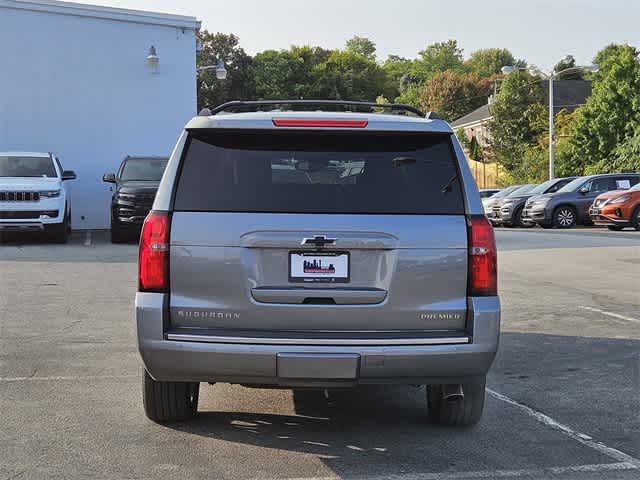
[301,235,337,247]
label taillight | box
[272,118,368,128]
[467,215,497,296]
[139,211,170,292]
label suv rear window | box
[174,130,464,215]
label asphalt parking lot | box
[0,228,638,480]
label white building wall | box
[0,0,199,228]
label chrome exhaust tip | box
[442,384,464,402]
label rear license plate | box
[289,251,350,283]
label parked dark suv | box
[487,184,536,226]
[135,100,500,426]
[522,173,640,228]
[492,177,576,227]
[103,156,168,243]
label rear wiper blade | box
[441,174,458,194]
[391,156,416,167]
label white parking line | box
[0,374,138,382]
[255,388,640,480]
[487,388,640,467]
[578,306,639,324]
[84,230,92,246]
[262,462,638,480]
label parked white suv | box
[0,152,76,243]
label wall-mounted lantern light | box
[146,45,159,73]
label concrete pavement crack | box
[3,470,26,480]
[61,320,82,332]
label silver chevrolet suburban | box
[136,100,500,426]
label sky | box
[71,0,639,70]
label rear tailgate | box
[168,129,468,339]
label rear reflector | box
[139,211,170,292]
[272,119,368,128]
[467,215,497,296]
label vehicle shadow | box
[160,332,640,477]
[0,229,138,246]
[166,384,475,476]
[0,230,58,245]
[0,229,138,262]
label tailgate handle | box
[302,297,336,305]
[251,288,387,305]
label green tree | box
[593,44,635,70]
[610,125,640,172]
[291,45,333,98]
[250,49,310,99]
[413,40,464,81]
[382,55,414,100]
[390,40,466,106]
[345,36,376,60]
[395,85,422,108]
[465,48,517,78]
[488,71,546,177]
[196,31,254,110]
[291,45,332,68]
[557,44,640,175]
[418,70,487,121]
[312,50,389,100]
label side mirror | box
[102,173,116,183]
[62,170,77,181]
[578,186,589,195]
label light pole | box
[501,63,598,179]
[196,59,227,80]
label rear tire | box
[553,206,577,229]
[631,206,640,231]
[512,206,525,228]
[142,369,199,423]
[607,225,624,231]
[110,220,128,244]
[426,380,485,426]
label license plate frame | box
[289,251,350,283]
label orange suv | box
[590,181,640,231]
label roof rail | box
[206,100,428,118]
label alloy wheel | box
[556,208,575,228]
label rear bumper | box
[136,293,500,386]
